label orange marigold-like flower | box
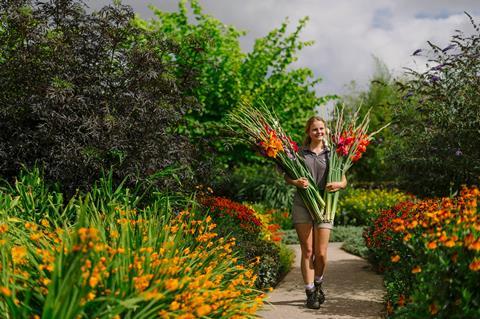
[469,258,480,271]
[427,241,437,249]
[391,255,400,263]
[411,266,422,274]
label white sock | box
[314,275,323,284]
[305,282,315,291]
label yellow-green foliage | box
[0,174,264,318]
[337,188,412,225]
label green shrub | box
[337,188,411,226]
[214,163,295,210]
[0,0,203,195]
[391,14,480,197]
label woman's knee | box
[300,245,314,259]
[315,248,328,261]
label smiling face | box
[308,119,326,144]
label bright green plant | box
[134,0,334,168]
[337,188,411,226]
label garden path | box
[257,243,385,319]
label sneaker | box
[315,281,325,305]
[305,288,320,309]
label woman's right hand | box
[294,177,309,189]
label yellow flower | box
[444,239,456,247]
[165,278,179,291]
[196,305,212,317]
[40,219,50,227]
[11,246,27,264]
[0,223,8,234]
[170,301,180,311]
[0,286,11,297]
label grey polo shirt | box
[300,146,330,190]
[291,146,330,209]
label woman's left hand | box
[326,181,345,193]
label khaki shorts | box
[292,195,334,229]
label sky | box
[89,0,480,111]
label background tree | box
[392,13,480,197]
[134,0,333,167]
[339,58,401,187]
[0,0,202,195]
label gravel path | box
[257,243,385,319]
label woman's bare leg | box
[295,223,315,284]
[313,228,331,277]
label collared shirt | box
[299,146,330,190]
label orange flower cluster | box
[0,206,265,318]
[258,130,284,158]
[365,186,480,316]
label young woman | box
[284,116,347,309]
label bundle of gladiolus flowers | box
[323,105,389,222]
[227,99,326,223]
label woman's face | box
[308,120,326,143]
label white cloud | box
[89,0,480,100]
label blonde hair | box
[302,116,327,147]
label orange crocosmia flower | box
[391,255,401,263]
[469,259,480,271]
[411,266,422,274]
[196,305,212,317]
[165,279,179,291]
[427,241,437,249]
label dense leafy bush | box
[135,1,333,167]
[214,163,295,211]
[0,0,203,195]
[0,170,264,318]
[364,188,480,318]
[392,14,480,197]
[337,188,412,226]
[201,196,293,289]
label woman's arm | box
[325,174,347,192]
[285,175,309,189]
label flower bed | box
[364,187,480,318]
[201,196,293,289]
[0,174,264,318]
